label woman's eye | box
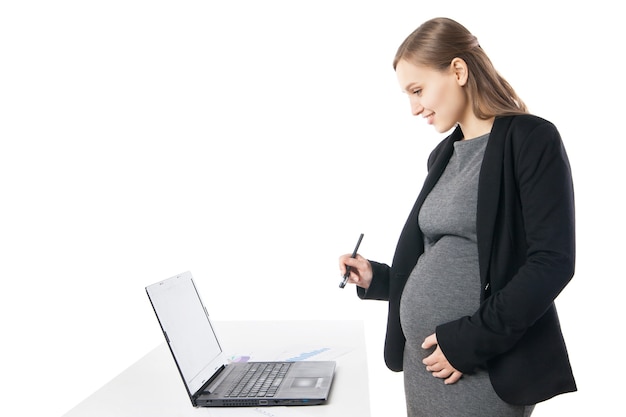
[413,89,422,96]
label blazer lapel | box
[476,116,512,291]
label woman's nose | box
[409,97,423,116]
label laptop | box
[145,271,336,407]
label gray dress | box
[399,134,534,417]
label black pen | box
[339,233,364,288]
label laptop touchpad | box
[291,378,323,388]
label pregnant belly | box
[399,236,481,348]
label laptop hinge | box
[194,364,226,398]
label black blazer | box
[358,114,576,405]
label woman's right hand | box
[338,254,373,289]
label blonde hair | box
[393,17,528,118]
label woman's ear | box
[450,57,468,86]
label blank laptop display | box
[145,271,335,407]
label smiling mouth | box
[423,112,434,124]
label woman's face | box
[395,58,470,133]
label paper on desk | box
[226,346,353,363]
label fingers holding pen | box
[338,253,357,276]
[339,254,373,289]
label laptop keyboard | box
[225,362,292,398]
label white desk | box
[63,320,370,417]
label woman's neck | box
[459,116,495,140]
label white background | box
[1,1,623,416]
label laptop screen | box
[146,272,225,395]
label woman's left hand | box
[422,333,463,384]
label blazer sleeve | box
[435,120,576,373]
[356,260,391,300]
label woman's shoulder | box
[497,113,558,134]
[494,114,566,163]
[493,114,562,148]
